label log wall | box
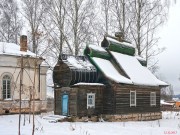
[53,62,71,87]
[111,84,161,114]
[76,85,104,116]
[53,61,98,87]
[55,83,161,120]
[103,84,115,114]
[54,87,76,115]
[54,85,104,116]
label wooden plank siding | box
[54,85,104,116]
[111,84,160,114]
[54,89,62,115]
[55,83,161,116]
[103,84,115,114]
[54,87,77,115]
[76,85,104,116]
[53,62,71,87]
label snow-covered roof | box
[63,55,96,71]
[110,51,168,86]
[161,100,174,106]
[106,37,135,48]
[88,44,107,52]
[73,82,105,86]
[91,57,133,84]
[0,42,36,57]
[66,56,84,68]
[135,55,146,61]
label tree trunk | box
[74,0,78,56]
[137,0,141,56]
[18,56,23,135]
[122,0,125,36]
[32,33,36,53]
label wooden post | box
[18,55,23,135]
[32,59,37,135]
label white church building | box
[0,35,48,114]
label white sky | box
[157,1,180,94]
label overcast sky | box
[157,1,180,94]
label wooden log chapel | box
[53,33,168,121]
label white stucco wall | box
[0,55,48,113]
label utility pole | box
[18,55,24,135]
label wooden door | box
[62,94,68,115]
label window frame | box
[130,91,136,107]
[2,75,11,99]
[87,93,95,109]
[150,92,156,106]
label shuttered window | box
[130,91,136,106]
[150,92,156,106]
[87,93,95,109]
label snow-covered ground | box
[0,111,180,135]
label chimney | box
[20,35,27,52]
[115,32,124,42]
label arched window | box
[2,75,11,99]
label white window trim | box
[0,72,14,100]
[150,92,156,106]
[87,93,95,109]
[130,91,136,107]
[2,75,11,99]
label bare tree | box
[101,0,111,34]
[42,0,96,58]
[161,85,174,101]
[128,0,168,70]
[42,0,72,57]
[21,0,47,53]
[0,0,22,43]
[110,0,133,39]
[66,0,96,55]
[99,0,172,72]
